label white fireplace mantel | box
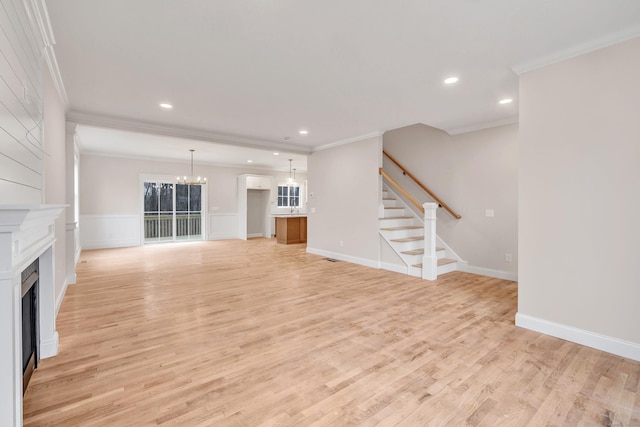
[0,204,65,427]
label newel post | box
[422,202,438,281]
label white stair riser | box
[380,230,423,241]
[400,254,423,265]
[382,199,398,207]
[390,239,424,251]
[437,261,457,275]
[378,218,416,228]
[383,208,406,217]
[400,250,446,265]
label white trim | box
[55,279,68,315]
[43,45,69,108]
[460,263,517,281]
[27,0,69,108]
[446,116,519,135]
[306,247,379,269]
[379,262,408,275]
[515,313,640,362]
[313,131,383,152]
[511,27,640,75]
[68,111,311,154]
[39,331,59,359]
[247,233,264,238]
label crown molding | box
[80,149,301,173]
[23,0,69,108]
[446,116,519,136]
[312,131,383,152]
[66,111,313,155]
[511,26,640,75]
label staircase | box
[379,186,457,278]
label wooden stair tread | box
[413,258,457,268]
[380,226,422,231]
[379,216,413,220]
[401,247,445,255]
[391,236,424,242]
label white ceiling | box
[46,1,640,168]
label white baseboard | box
[39,331,59,359]
[460,263,518,281]
[306,247,379,269]
[209,233,239,241]
[82,240,140,249]
[379,262,408,274]
[515,313,640,362]
[247,233,264,238]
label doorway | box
[143,182,203,243]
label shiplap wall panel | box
[0,0,44,202]
[0,1,42,96]
[0,179,39,202]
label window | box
[277,184,300,208]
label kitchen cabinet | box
[275,216,307,244]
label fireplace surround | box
[0,205,64,426]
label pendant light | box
[177,149,207,185]
[287,159,298,186]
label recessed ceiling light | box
[299,130,308,135]
[499,98,513,105]
[273,152,279,156]
[159,103,173,109]
[247,160,253,163]
[444,77,459,85]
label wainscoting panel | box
[208,213,239,240]
[80,214,141,249]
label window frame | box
[277,183,302,208]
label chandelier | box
[177,149,207,185]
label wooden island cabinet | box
[275,216,307,244]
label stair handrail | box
[383,150,461,219]
[379,168,424,213]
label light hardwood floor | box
[23,239,640,426]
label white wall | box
[79,153,307,247]
[307,136,382,266]
[247,189,269,237]
[383,123,518,278]
[518,36,640,360]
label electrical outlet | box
[505,253,512,262]
[340,240,344,247]
[485,209,495,217]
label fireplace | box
[21,258,39,394]
[0,205,64,426]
